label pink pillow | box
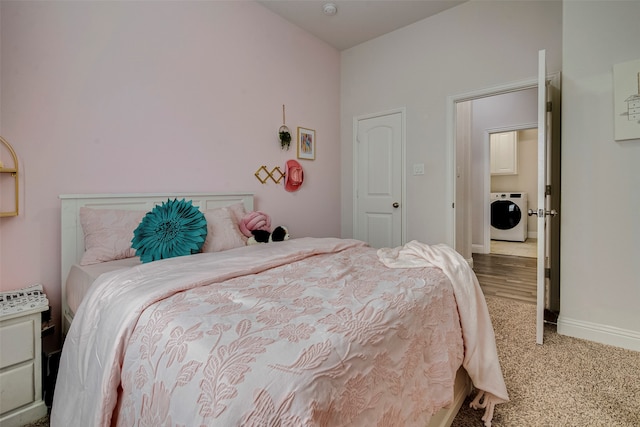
[226,202,247,226]
[79,208,146,265]
[201,207,247,253]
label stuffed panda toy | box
[247,226,289,245]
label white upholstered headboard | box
[59,192,254,331]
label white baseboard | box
[557,316,640,352]
[471,243,487,254]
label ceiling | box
[257,1,467,51]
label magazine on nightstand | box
[0,283,49,316]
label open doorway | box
[456,86,538,304]
[451,75,561,316]
[455,86,539,258]
[452,84,540,305]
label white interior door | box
[535,50,547,344]
[354,111,404,248]
[535,49,560,345]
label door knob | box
[528,209,558,217]
[392,202,399,208]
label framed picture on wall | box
[297,127,315,160]
[613,58,640,141]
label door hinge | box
[545,268,551,279]
[546,101,552,112]
[545,185,552,196]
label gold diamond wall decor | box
[254,165,284,184]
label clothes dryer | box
[490,192,528,242]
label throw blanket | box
[378,241,509,427]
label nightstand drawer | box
[0,362,35,413]
[0,300,48,425]
[0,317,35,369]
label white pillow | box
[79,207,146,265]
[201,206,247,253]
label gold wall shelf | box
[0,136,19,217]
[254,165,284,184]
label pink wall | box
[0,1,341,344]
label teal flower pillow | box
[132,198,208,263]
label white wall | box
[341,0,562,246]
[558,0,640,350]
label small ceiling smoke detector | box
[322,3,337,16]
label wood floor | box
[472,252,537,305]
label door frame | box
[445,73,560,257]
[352,107,407,246]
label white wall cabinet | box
[490,131,518,175]
[0,307,47,426]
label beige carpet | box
[25,296,640,427]
[452,296,640,426]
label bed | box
[51,192,507,427]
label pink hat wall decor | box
[284,159,304,192]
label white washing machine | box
[490,192,528,242]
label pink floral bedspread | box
[52,238,465,427]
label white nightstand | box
[0,306,48,427]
